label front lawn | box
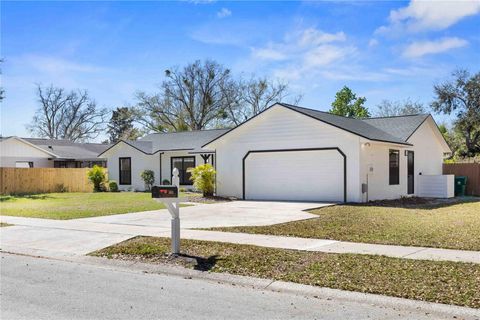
[92,236,480,308]
[206,198,480,251]
[0,192,174,220]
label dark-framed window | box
[171,156,195,185]
[389,150,400,185]
[119,157,132,185]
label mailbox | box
[152,185,178,199]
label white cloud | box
[217,8,232,18]
[377,0,480,34]
[368,39,379,47]
[248,27,354,81]
[403,37,468,58]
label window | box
[389,150,399,185]
[171,156,195,185]
[119,157,132,185]
[15,161,33,168]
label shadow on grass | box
[348,196,480,210]
[0,194,54,202]
[178,254,222,271]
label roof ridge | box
[362,114,429,120]
[146,128,230,135]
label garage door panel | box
[245,150,343,202]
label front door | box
[407,151,414,194]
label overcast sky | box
[2,1,480,141]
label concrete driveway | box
[0,201,331,257]
[79,200,331,229]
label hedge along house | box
[202,103,452,203]
[98,129,229,191]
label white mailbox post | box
[151,168,181,255]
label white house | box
[202,103,452,202]
[0,136,109,168]
[98,129,229,191]
[101,103,452,202]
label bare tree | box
[27,85,109,142]
[135,60,234,132]
[135,60,302,132]
[375,99,427,117]
[226,77,301,125]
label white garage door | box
[244,149,344,202]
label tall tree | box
[226,77,302,125]
[431,69,480,155]
[135,60,234,132]
[375,99,427,117]
[27,85,108,142]
[329,86,369,118]
[107,107,141,143]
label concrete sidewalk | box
[1,214,479,264]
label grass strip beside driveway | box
[205,200,480,251]
[91,236,480,309]
[0,192,171,219]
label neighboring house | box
[98,129,229,191]
[0,136,109,168]
[202,103,451,203]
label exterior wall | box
[103,143,215,191]
[207,105,362,202]
[0,138,53,168]
[409,118,445,176]
[359,118,447,201]
[103,143,160,191]
[359,141,409,201]
[161,151,213,189]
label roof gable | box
[204,103,422,147]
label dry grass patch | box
[206,198,480,251]
[92,236,480,308]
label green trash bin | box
[454,176,467,196]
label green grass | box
[0,222,12,227]
[206,200,480,251]
[92,236,480,309]
[0,192,180,219]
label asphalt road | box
[0,253,475,320]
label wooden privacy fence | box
[443,163,480,196]
[0,168,98,195]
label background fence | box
[0,168,98,195]
[443,163,480,196]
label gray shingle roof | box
[141,129,230,152]
[279,103,427,145]
[24,138,110,159]
[361,114,429,141]
[101,129,230,156]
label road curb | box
[4,251,476,319]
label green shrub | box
[140,170,155,191]
[187,164,215,197]
[109,180,119,192]
[162,179,171,185]
[87,165,107,192]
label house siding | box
[207,105,362,202]
[0,138,53,168]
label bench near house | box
[100,103,452,203]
